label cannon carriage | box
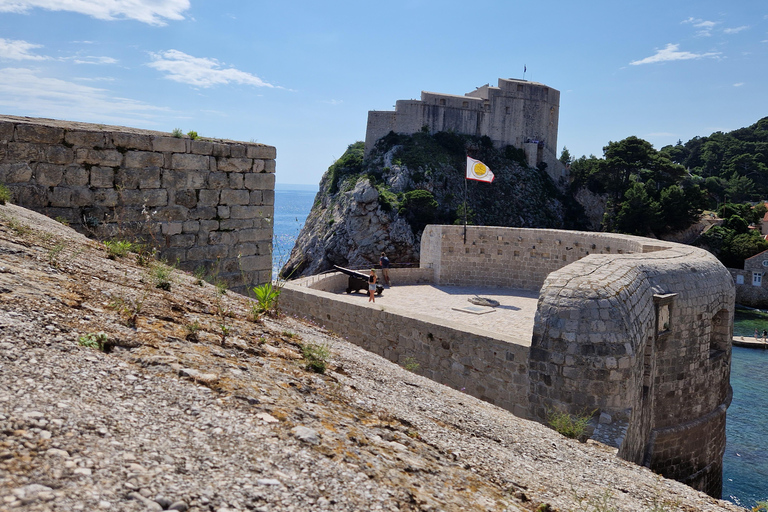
[333,265,384,295]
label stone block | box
[208,231,235,246]
[64,166,89,186]
[70,186,94,207]
[115,168,139,189]
[138,167,162,189]
[187,244,228,261]
[246,145,276,159]
[0,162,33,183]
[243,172,275,190]
[15,124,64,144]
[0,121,13,142]
[217,205,230,219]
[174,189,197,209]
[35,163,64,187]
[198,189,220,207]
[229,173,244,189]
[162,170,207,190]
[152,136,186,153]
[171,153,210,170]
[111,132,153,151]
[252,159,265,173]
[161,222,183,236]
[230,144,246,158]
[211,143,230,157]
[120,189,168,207]
[11,184,47,208]
[217,157,252,172]
[154,204,187,221]
[220,219,253,230]
[190,207,217,220]
[208,172,228,189]
[75,148,122,166]
[7,142,45,161]
[230,205,261,220]
[44,146,74,165]
[65,130,105,148]
[90,166,115,188]
[49,187,72,207]
[94,188,118,207]
[125,151,164,168]
[238,254,271,272]
[262,189,275,206]
[219,189,249,205]
[182,220,200,233]
[168,233,196,248]
[264,160,276,173]
[190,140,213,155]
[248,190,263,204]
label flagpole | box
[463,174,468,245]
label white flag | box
[466,156,494,183]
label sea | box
[273,185,767,508]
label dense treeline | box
[566,116,768,265]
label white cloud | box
[70,55,117,65]
[733,82,745,87]
[724,26,749,34]
[0,37,49,60]
[629,43,721,65]
[0,67,168,124]
[148,50,276,88]
[322,99,343,105]
[0,0,189,26]
[682,17,718,36]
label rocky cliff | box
[282,132,566,278]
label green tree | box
[399,189,438,233]
[612,182,662,236]
[658,185,705,233]
[559,146,572,166]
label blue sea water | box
[272,186,317,276]
[272,188,766,507]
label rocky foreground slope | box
[0,202,744,512]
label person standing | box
[379,252,391,287]
[368,269,377,303]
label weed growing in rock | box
[213,282,232,344]
[104,239,134,259]
[150,260,175,291]
[0,183,10,205]
[187,130,199,140]
[3,215,31,236]
[569,489,617,512]
[47,242,66,267]
[172,127,183,138]
[193,265,206,286]
[547,408,593,441]
[184,320,201,342]
[54,216,70,226]
[302,342,330,374]
[78,332,108,351]
[251,282,281,319]
[402,356,420,372]
[108,292,146,328]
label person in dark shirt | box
[379,252,391,287]
[368,269,377,303]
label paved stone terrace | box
[344,283,539,346]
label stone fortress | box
[364,77,565,180]
[281,226,735,498]
[0,115,276,294]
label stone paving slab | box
[344,284,540,345]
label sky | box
[0,0,766,186]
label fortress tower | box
[364,78,565,180]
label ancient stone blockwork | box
[283,225,734,498]
[0,115,275,292]
[528,242,734,498]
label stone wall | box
[730,248,768,308]
[0,115,275,293]
[280,267,532,417]
[282,224,735,498]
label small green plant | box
[134,243,156,267]
[4,215,31,236]
[402,356,420,372]
[104,239,134,259]
[54,216,70,226]
[184,320,201,341]
[251,282,281,318]
[0,183,11,205]
[47,242,66,268]
[150,260,175,291]
[282,330,297,339]
[171,127,183,138]
[547,408,593,441]
[78,332,108,351]
[108,293,146,328]
[302,342,330,374]
[193,265,207,286]
[187,130,199,140]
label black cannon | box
[333,265,384,295]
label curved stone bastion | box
[281,225,735,498]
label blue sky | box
[0,0,766,185]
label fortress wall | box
[420,225,669,290]
[281,267,531,417]
[0,115,275,293]
[529,243,734,498]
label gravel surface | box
[0,203,746,512]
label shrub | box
[547,408,593,441]
[187,130,199,140]
[104,240,134,259]
[150,261,175,291]
[402,356,420,372]
[251,282,281,318]
[171,127,183,138]
[399,189,438,233]
[78,332,108,351]
[0,183,10,205]
[302,342,330,374]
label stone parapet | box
[0,115,275,292]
